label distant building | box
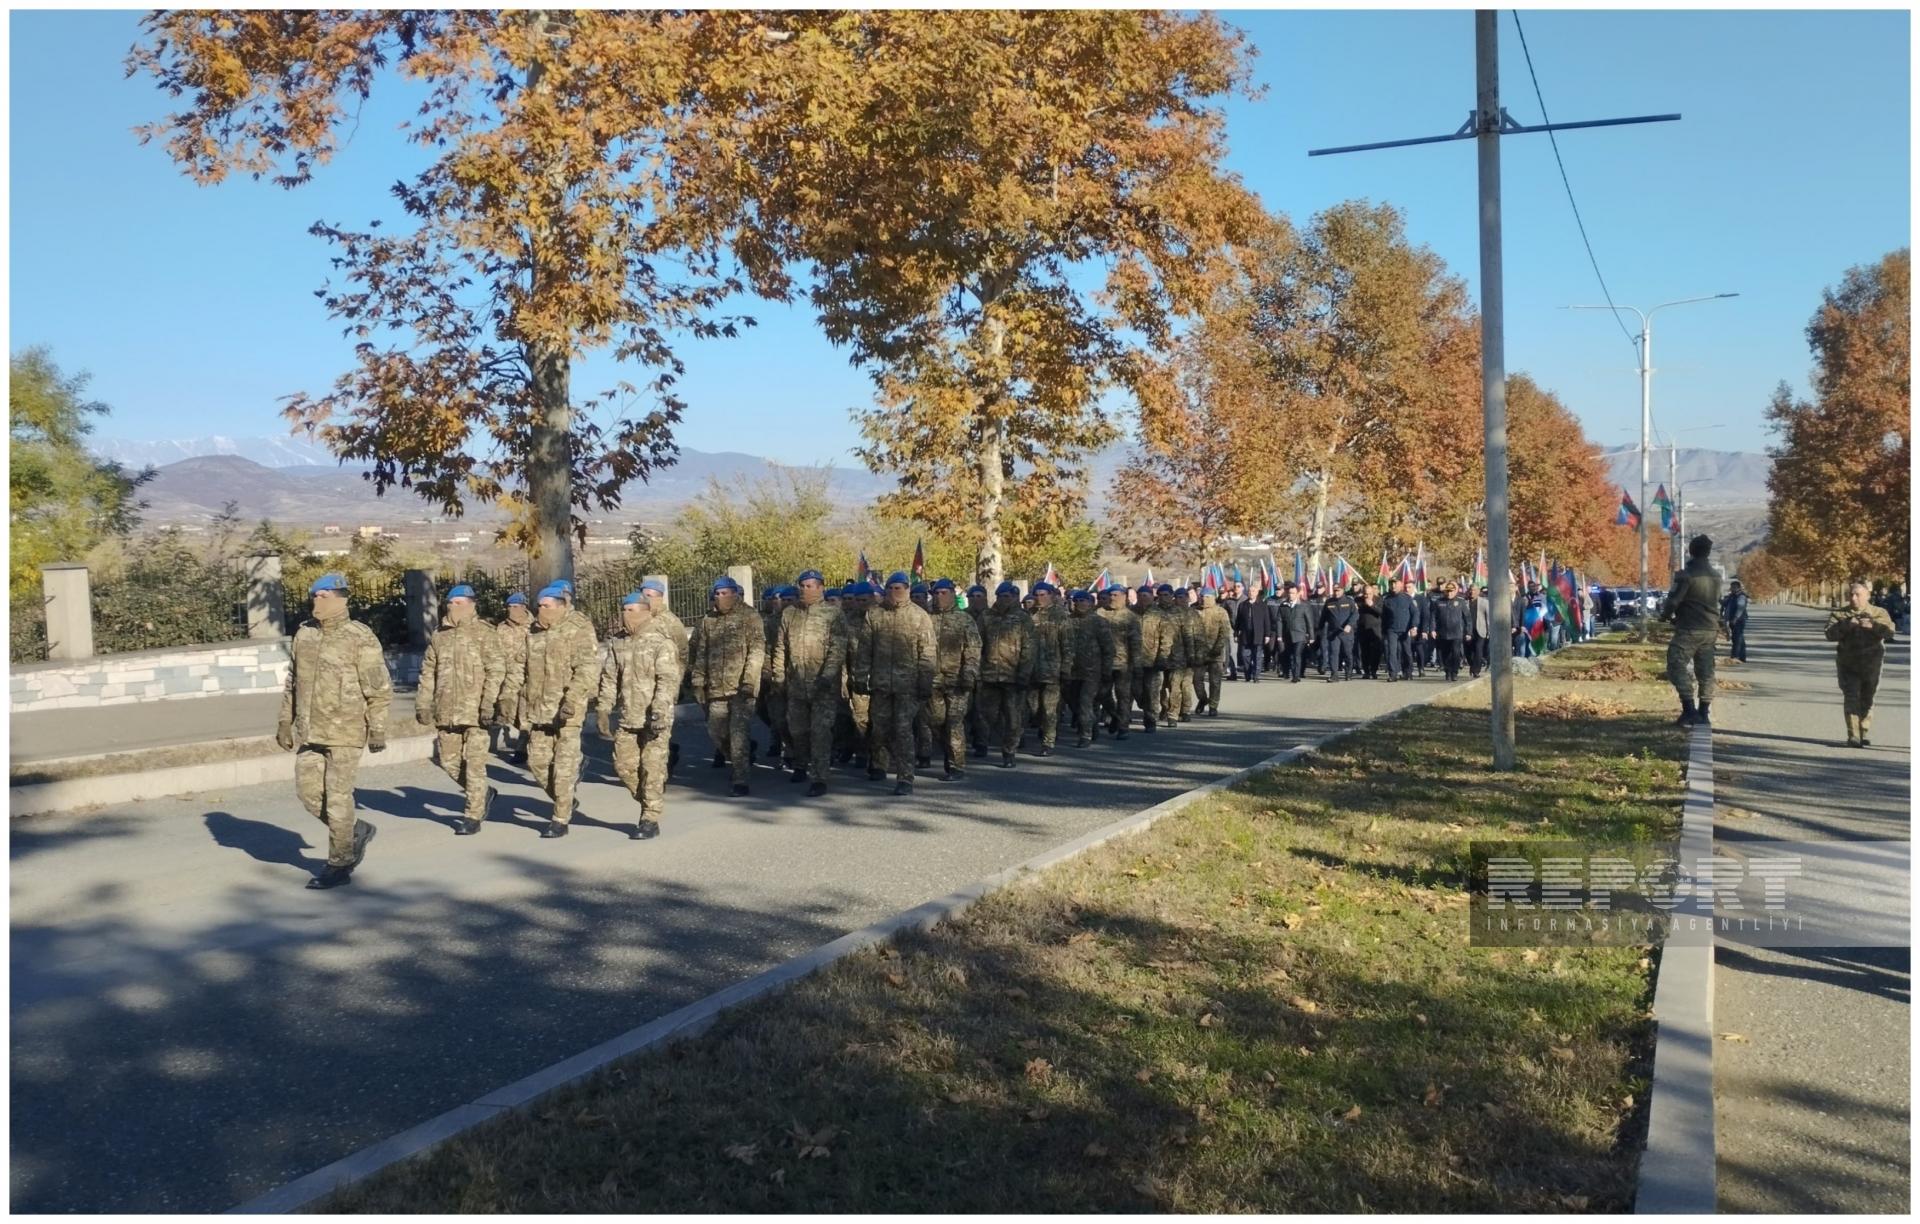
[322,524,342,536]
[357,525,382,539]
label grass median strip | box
[329,635,1686,1214]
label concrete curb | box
[231,675,1486,1213]
[1633,723,1716,1214]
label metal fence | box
[10,594,48,663]
[90,561,250,655]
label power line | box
[1510,11,1639,355]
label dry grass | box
[326,637,1686,1215]
[1518,694,1634,720]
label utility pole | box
[1311,10,1679,772]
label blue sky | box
[9,8,1909,463]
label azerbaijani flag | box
[1396,553,1414,583]
[1041,560,1061,587]
[856,550,872,582]
[1331,555,1354,590]
[1202,565,1220,592]
[1546,562,1576,638]
[1378,549,1392,584]
[1615,490,1641,528]
[1292,551,1305,590]
[1474,547,1489,591]
[1522,600,1549,645]
[1145,565,1155,587]
[1652,485,1675,532]
[1261,555,1279,592]
[1091,566,1113,591]
[911,538,926,580]
[1413,543,1428,595]
[1229,561,1245,587]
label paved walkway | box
[1711,603,1910,1211]
[11,667,1468,1212]
[10,691,419,766]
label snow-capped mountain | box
[90,434,340,469]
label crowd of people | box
[273,560,1624,889]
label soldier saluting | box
[277,572,391,890]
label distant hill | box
[1598,446,1771,506]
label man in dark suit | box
[1381,578,1418,681]
[1233,584,1273,683]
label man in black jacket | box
[1426,580,1469,681]
[1464,583,1490,677]
[1321,584,1358,681]
[1721,579,1749,662]
[1381,578,1418,681]
[1220,584,1244,680]
[1305,584,1327,676]
[1233,586,1272,683]
[1280,584,1314,683]
[1355,584,1385,679]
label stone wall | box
[10,639,428,714]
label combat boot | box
[1000,751,1016,769]
[731,782,750,797]
[972,743,988,759]
[543,820,570,839]
[349,820,376,868]
[894,780,914,796]
[632,818,660,840]
[807,781,827,797]
[790,768,810,783]
[916,753,932,768]
[306,864,353,890]
[1696,701,1711,726]
[1860,714,1873,747]
[1845,713,1861,747]
[866,766,887,782]
[943,764,964,781]
[1675,698,1697,727]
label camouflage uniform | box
[838,604,873,763]
[1136,604,1183,724]
[416,614,506,824]
[978,604,1037,755]
[279,612,392,868]
[773,599,850,781]
[928,604,983,771]
[1826,602,1897,742]
[861,600,937,783]
[1028,603,1071,750]
[1066,607,1116,747]
[757,599,788,766]
[514,609,599,824]
[690,602,765,786]
[965,595,992,753]
[1661,557,1723,712]
[492,615,531,756]
[1096,604,1144,735]
[1169,602,1202,719]
[597,624,682,823]
[1192,601,1233,712]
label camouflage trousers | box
[706,696,754,785]
[837,692,872,761]
[1132,671,1161,726]
[434,725,493,821]
[1666,629,1717,705]
[913,699,933,762]
[1027,681,1062,749]
[1155,667,1190,721]
[1099,670,1133,733]
[612,726,671,821]
[979,682,1026,754]
[1069,676,1102,745]
[786,687,838,780]
[757,683,788,762]
[295,745,363,867]
[1191,663,1222,712]
[968,682,991,750]
[926,686,972,769]
[868,691,922,783]
[1838,654,1884,729]
[527,723,585,824]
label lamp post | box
[1568,294,1738,639]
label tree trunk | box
[975,310,1010,586]
[1307,464,1332,579]
[526,339,573,594]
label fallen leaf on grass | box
[1289,995,1319,1014]
[1004,987,1029,1001]
[1122,869,1144,879]
[1423,1083,1445,1108]
[1720,1032,1752,1044]
[1550,1047,1576,1062]
[769,1169,786,1186]
[724,1142,759,1166]
[945,1092,967,1104]
[1025,1057,1054,1081]
[1339,1104,1363,1123]
[1083,1142,1109,1158]
[1197,1012,1218,1028]
[1414,1013,1430,1027]
[1280,912,1305,930]
[884,972,907,989]
[789,1123,837,1159]
[1562,1194,1590,1210]
[1066,930,1096,946]
[1262,1069,1277,1084]
[1025,1106,1051,1122]
[1135,1068,1154,1084]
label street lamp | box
[1567,294,1739,639]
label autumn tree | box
[1500,374,1634,574]
[9,348,153,598]
[689,10,1264,584]
[1765,249,1910,584]
[129,11,769,591]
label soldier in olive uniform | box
[773,569,849,797]
[689,575,766,797]
[1026,582,1070,756]
[965,583,992,757]
[1191,588,1232,715]
[861,572,938,793]
[1826,580,1898,747]
[1097,585,1143,738]
[1660,535,1724,727]
[757,585,789,769]
[639,579,690,773]
[908,581,935,765]
[595,591,682,838]
[979,581,1038,767]
[838,580,877,768]
[515,584,600,836]
[1067,589,1116,745]
[492,592,532,763]
[417,583,505,836]
[278,573,392,889]
[1150,584,1190,725]
[928,578,983,778]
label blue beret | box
[640,578,665,596]
[309,572,348,595]
[996,581,1019,596]
[505,592,528,606]
[968,585,987,596]
[553,579,574,596]
[848,580,875,597]
[711,576,741,594]
[621,590,646,607]
[536,584,566,602]
[1137,584,1155,595]
[825,587,842,598]
[886,570,910,587]
[1156,583,1174,595]
[1104,583,1127,594]
[1032,581,1055,595]
[910,582,928,595]
[797,569,824,585]
[447,584,475,600]
[932,578,957,592]
[1070,589,1093,602]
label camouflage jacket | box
[596,627,683,734]
[1030,605,1071,683]
[1097,606,1144,673]
[654,608,691,668]
[773,601,850,696]
[689,603,765,702]
[862,601,937,697]
[760,607,784,686]
[1662,558,1723,635]
[517,612,599,728]
[280,614,393,748]
[494,619,530,721]
[1172,605,1206,664]
[1066,611,1115,682]
[417,617,506,728]
[931,607,983,691]
[1136,607,1186,669]
[1826,604,1897,663]
[843,607,872,691]
[1194,605,1234,660]
[979,605,1037,686]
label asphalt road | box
[1710,602,1910,1212]
[12,664,1467,1212]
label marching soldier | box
[1191,587,1231,714]
[492,591,532,762]
[1067,589,1116,745]
[758,584,789,769]
[928,578,982,778]
[639,579,690,772]
[518,584,599,837]
[689,575,765,797]
[965,583,992,757]
[1027,582,1070,756]
[979,581,1037,767]
[1660,535,1723,727]
[1826,580,1897,747]
[1097,585,1142,738]
[862,572,937,794]
[773,570,848,798]
[1168,585,1203,720]
[838,580,876,768]
[1133,583,1169,731]
[277,572,391,890]
[417,583,505,836]
[595,591,682,839]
